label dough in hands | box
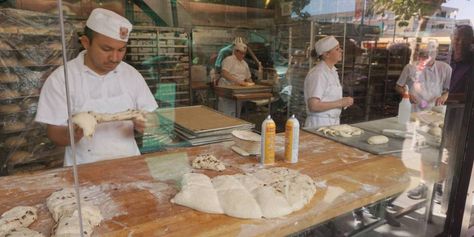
[191,154,225,172]
[71,112,97,138]
[72,110,146,138]
[367,135,389,145]
[0,206,38,235]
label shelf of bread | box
[0,8,80,175]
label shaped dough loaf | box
[2,227,44,237]
[0,206,37,235]
[367,135,389,145]
[212,175,262,219]
[171,173,224,214]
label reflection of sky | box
[303,0,356,15]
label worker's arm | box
[307,97,353,112]
[395,84,418,104]
[221,69,247,86]
[47,124,83,146]
[435,91,449,106]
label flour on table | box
[191,154,226,171]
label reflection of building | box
[309,5,470,39]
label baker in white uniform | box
[35,8,158,166]
[304,36,353,128]
[217,42,253,117]
[395,41,451,112]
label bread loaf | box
[8,151,33,165]
[0,73,19,83]
[0,89,20,99]
[0,104,21,114]
[4,136,27,148]
[2,121,26,132]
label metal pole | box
[57,1,84,236]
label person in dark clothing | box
[437,25,474,208]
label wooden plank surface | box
[0,131,409,237]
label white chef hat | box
[234,42,248,52]
[315,36,339,56]
[86,8,133,42]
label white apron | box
[64,71,140,166]
[411,65,440,112]
[305,69,342,128]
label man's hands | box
[435,93,449,106]
[133,117,146,134]
[73,125,84,143]
[340,97,354,108]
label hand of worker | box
[73,124,84,143]
[133,117,146,134]
[340,97,354,108]
[435,93,448,106]
[409,94,418,104]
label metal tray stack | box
[162,105,254,146]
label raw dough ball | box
[428,126,442,137]
[171,173,224,214]
[4,137,28,148]
[191,154,225,172]
[367,135,389,145]
[0,73,19,83]
[0,104,21,114]
[0,206,38,235]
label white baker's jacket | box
[217,55,251,116]
[396,61,452,112]
[304,61,342,128]
[36,51,158,166]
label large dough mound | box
[171,167,316,219]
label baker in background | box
[217,42,254,117]
[304,36,353,128]
[35,8,158,166]
[395,41,451,112]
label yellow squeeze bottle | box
[260,115,276,165]
[285,115,300,163]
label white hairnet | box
[315,36,339,56]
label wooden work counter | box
[0,131,409,237]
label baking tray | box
[303,127,410,155]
